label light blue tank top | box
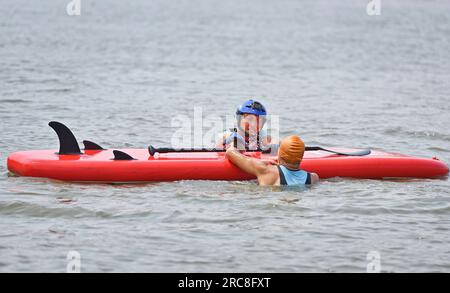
[278,165,311,186]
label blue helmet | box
[236,99,267,131]
[236,99,267,116]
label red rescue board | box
[7,148,449,182]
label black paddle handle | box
[305,146,320,151]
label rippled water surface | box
[1,0,449,272]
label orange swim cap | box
[278,135,305,164]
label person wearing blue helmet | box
[217,99,272,150]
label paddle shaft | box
[148,146,371,156]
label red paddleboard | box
[7,148,449,182]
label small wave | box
[0,99,30,104]
[334,204,450,216]
[427,147,450,153]
[33,88,72,93]
[384,127,450,141]
[2,171,14,179]
[0,201,113,219]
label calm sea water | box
[0,0,449,272]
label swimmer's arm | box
[262,135,280,147]
[262,135,272,145]
[215,133,226,149]
[225,147,268,176]
[311,173,319,184]
[215,132,232,149]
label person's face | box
[239,114,261,133]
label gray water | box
[1,0,449,272]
